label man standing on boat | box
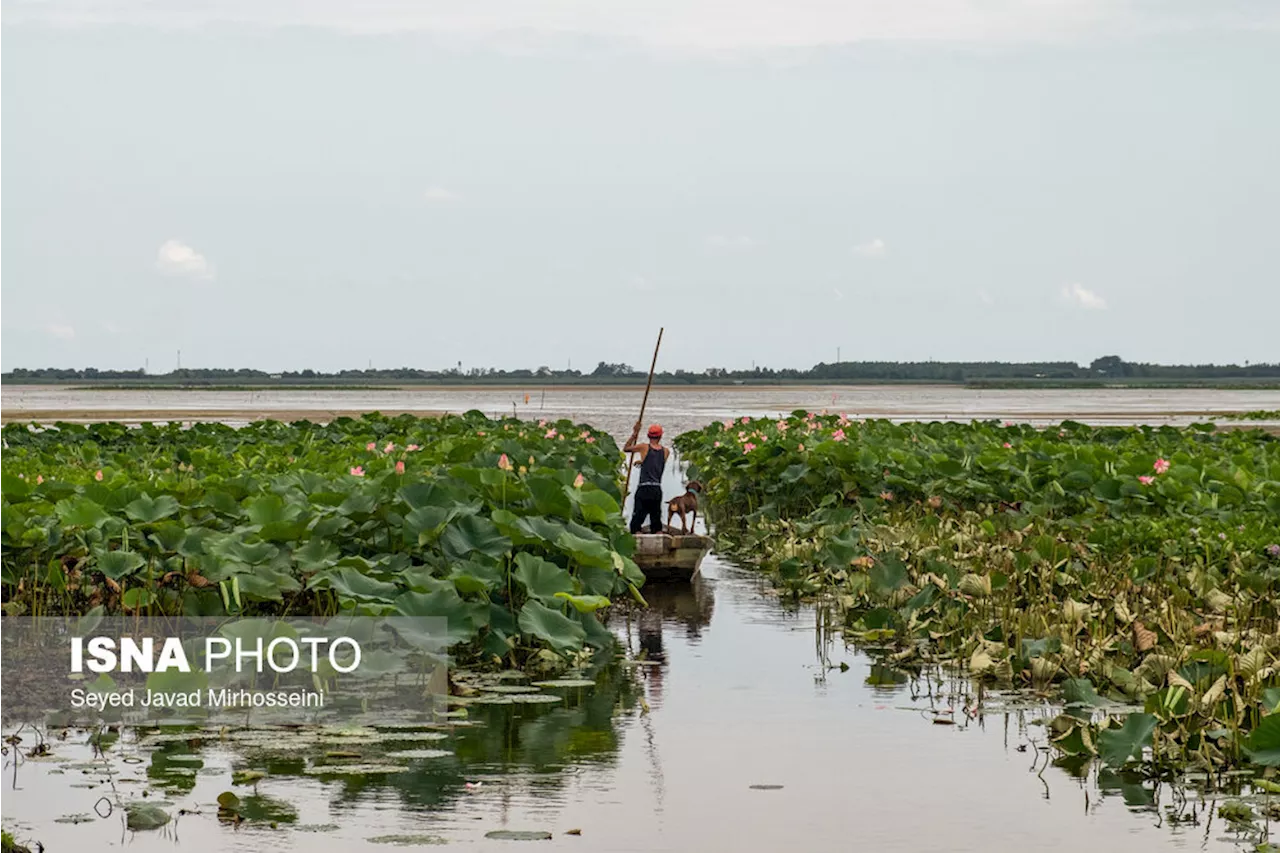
[625,423,670,534]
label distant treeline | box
[5,355,1280,387]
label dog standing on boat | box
[666,480,703,534]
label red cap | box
[647,424,663,439]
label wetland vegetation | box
[1,412,645,669]
[676,414,1280,785]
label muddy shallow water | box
[2,559,1258,853]
[4,384,1280,433]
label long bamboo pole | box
[622,328,664,513]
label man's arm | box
[622,421,644,454]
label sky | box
[2,0,1278,373]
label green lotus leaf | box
[95,549,146,580]
[1098,713,1157,767]
[513,553,576,603]
[517,600,586,653]
[122,493,180,523]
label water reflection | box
[611,575,715,711]
[2,562,1264,852]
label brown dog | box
[666,480,703,534]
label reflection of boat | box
[636,573,715,637]
[632,533,714,581]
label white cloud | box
[852,238,886,258]
[705,234,754,251]
[156,240,214,280]
[7,1,1275,51]
[1061,282,1107,310]
[46,323,77,340]
[424,186,460,201]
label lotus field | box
[0,413,644,668]
[675,414,1280,773]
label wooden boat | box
[632,533,714,582]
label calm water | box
[1,559,1253,853]
[3,386,1275,852]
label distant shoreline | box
[4,379,1280,391]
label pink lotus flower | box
[1138,475,1154,485]
[407,444,420,452]
[1003,421,1014,427]
[1154,458,1170,474]
[833,429,846,441]
[384,442,395,453]
[366,442,376,452]
[880,491,894,501]
[580,431,591,439]
[743,443,756,453]
[545,428,558,439]
[585,436,595,443]
[538,419,547,427]
[1267,544,1280,557]
[573,473,585,488]
[738,431,747,441]
[838,414,849,426]
[1002,442,1012,449]
[95,470,104,481]
[714,441,721,447]
[498,454,513,471]
[723,419,734,429]
[776,420,789,432]
[528,455,535,465]
[798,443,805,452]
[477,431,486,437]
[741,416,751,424]
[36,475,43,484]
[350,466,365,477]
[395,461,405,475]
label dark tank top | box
[639,445,666,488]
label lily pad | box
[749,784,784,790]
[378,731,449,742]
[385,749,452,760]
[368,835,449,846]
[303,763,413,776]
[484,830,554,841]
[231,770,267,785]
[531,679,596,688]
[125,803,172,831]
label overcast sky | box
[2,1,1278,372]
